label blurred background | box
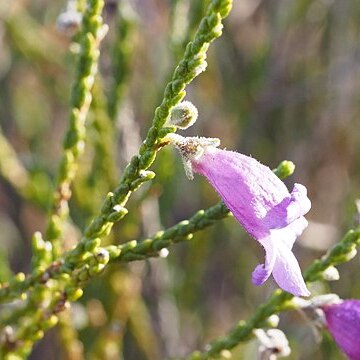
[0,0,360,359]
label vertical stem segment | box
[46,0,106,259]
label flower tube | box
[170,134,311,296]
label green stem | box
[0,4,234,356]
[186,226,360,359]
[0,159,291,304]
[45,0,105,259]
[64,0,234,266]
[109,202,231,262]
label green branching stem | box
[0,160,300,355]
[3,213,359,358]
[0,3,233,356]
[46,0,105,259]
[0,202,231,357]
[3,4,232,304]
[2,156,357,359]
[0,160,291,304]
[0,202,230,306]
[0,2,106,357]
[63,0,233,266]
[186,226,360,360]
[109,201,231,262]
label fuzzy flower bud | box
[169,134,311,296]
[167,101,198,129]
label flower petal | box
[252,235,276,286]
[286,183,312,223]
[264,184,311,230]
[273,216,309,249]
[271,239,310,297]
[252,220,310,296]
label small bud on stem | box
[167,101,198,129]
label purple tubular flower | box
[170,135,311,296]
[322,300,360,360]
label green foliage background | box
[0,0,360,359]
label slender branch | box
[46,0,106,259]
[0,160,292,304]
[0,3,233,356]
[64,0,234,266]
[185,226,360,359]
[109,201,231,262]
[0,2,106,356]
